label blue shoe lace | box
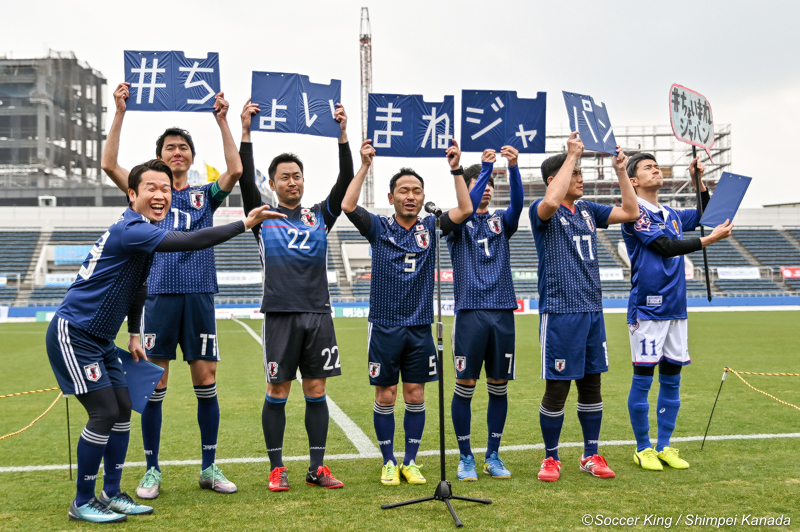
[485,452,511,476]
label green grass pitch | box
[1,312,799,531]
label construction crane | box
[359,7,374,207]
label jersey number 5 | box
[404,253,417,272]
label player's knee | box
[267,381,292,399]
[301,378,326,398]
[541,379,571,412]
[113,388,133,423]
[402,384,425,405]
[456,378,477,387]
[487,381,508,397]
[375,386,397,406]
[88,402,120,434]
[575,373,602,404]
[658,359,682,376]
[633,364,656,377]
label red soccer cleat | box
[306,465,344,489]
[580,454,616,478]
[537,457,562,482]
[269,466,290,492]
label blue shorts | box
[452,309,516,381]
[142,293,219,362]
[367,323,438,386]
[539,312,608,380]
[46,316,126,395]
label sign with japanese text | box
[367,94,454,157]
[460,90,546,153]
[669,84,715,161]
[563,91,617,155]
[124,51,220,112]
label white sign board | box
[599,268,624,281]
[717,267,760,280]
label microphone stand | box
[381,211,492,527]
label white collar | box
[637,197,669,220]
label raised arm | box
[606,146,640,224]
[324,105,354,222]
[538,132,583,221]
[342,140,373,214]
[468,150,496,212]
[445,140,474,224]
[239,100,263,216]
[213,93,244,192]
[501,145,523,231]
[101,83,132,193]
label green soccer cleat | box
[136,467,162,500]
[98,491,154,515]
[657,447,689,469]
[199,464,238,493]
[400,461,427,485]
[381,461,400,486]
[68,498,127,523]
[633,448,664,471]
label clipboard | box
[700,172,752,228]
[116,348,165,413]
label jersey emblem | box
[628,322,640,335]
[415,229,430,249]
[84,363,102,382]
[369,362,381,378]
[672,220,680,233]
[487,216,502,234]
[301,208,317,227]
[581,210,595,232]
[268,362,279,377]
[190,190,205,210]
[559,216,569,225]
[634,211,651,232]
[143,334,156,350]
[646,295,663,307]
[466,221,474,228]
[454,356,466,372]
[555,359,566,372]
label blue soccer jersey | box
[56,208,168,340]
[529,199,612,314]
[622,198,700,324]
[148,182,224,294]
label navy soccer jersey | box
[623,199,700,324]
[56,208,168,340]
[444,209,518,312]
[529,199,613,314]
[148,182,224,294]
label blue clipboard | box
[116,348,165,413]
[700,172,752,228]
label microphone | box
[424,201,442,217]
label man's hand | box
[482,149,496,164]
[689,156,706,190]
[213,92,230,120]
[567,131,584,160]
[113,82,130,114]
[128,335,147,362]
[360,139,375,167]
[704,219,733,245]
[446,139,462,170]
[611,145,628,175]
[244,205,288,230]
[241,98,260,141]
[500,145,518,167]
[334,103,347,132]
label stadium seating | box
[715,279,787,294]
[28,287,69,302]
[0,231,39,278]
[50,229,105,243]
[0,286,17,304]
[687,239,752,268]
[734,229,800,268]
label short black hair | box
[627,152,657,178]
[540,153,568,186]
[463,164,494,189]
[268,153,304,181]
[155,127,195,158]
[129,159,173,193]
[389,167,424,193]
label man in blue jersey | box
[531,132,639,482]
[623,153,732,471]
[46,159,283,523]
[444,146,523,481]
[239,100,352,491]
[342,139,474,486]
[102,82,243,497]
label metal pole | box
[701,368,727,451]
[435,216,446,483]
[691,145,712,301]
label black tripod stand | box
[381,207,491,527]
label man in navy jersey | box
[46,159,282,523]
[342,139,474,486]
[623,153,732,471]
[239,100,352,491]
[102,83,243,497]
[531,132,639,482]
[444,146,523,481]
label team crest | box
[369,362,381,378]
[634,210,651,232]
[672,220,680,233]
[454,356,466,372]
[628,322,640,335]
[301,208,316,227]
[268,362,279,377]
[581,210,595,232]
[189,190,205,210]
[415,229,430,249]
[143,334,156,350]
[487,216,501,234]
[84,363,102,382]
[555,359,566,372]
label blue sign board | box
[367,94,454,157]
[460,90,546,153]
[124,51,220,112]
[562,91,617,155]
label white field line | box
[231,317,379,458]
[3,432,799,473]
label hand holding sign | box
[562,92,617,155]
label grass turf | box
[1,312,799,530]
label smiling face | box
[127,170,172,223]
[630,158,663,192]
[270,161,304,208]
[389,174,425,221]
[158,134,193,176]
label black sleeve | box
[647,235,703,258]
[439,211,458,236]
[345,205,372,236]
[127,283,148,334]
[700,189,710,211]
[322,141,355,227]
[239,142,263,215]
[155,221,246,252]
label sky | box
[3,0,800,208]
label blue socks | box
[373,402,395,464]
[263,394,287,469]
[451,384,474,457]
[577,402,603,457]
[101,422,130,498]
[141,387,166,472]
[628,375,654,451]
[195,384,219,470]
[305,395,329,471]
[403,402,425,465]
[76,428,109,506]
[486,382,508,459]
[539,406,564,461]
[656,373,681,452]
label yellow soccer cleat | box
[633,447,663,471]
[399,461,427,485]
[657,447,689,469]
[381,461,400,486]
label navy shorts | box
[539,312,608,380]
[452,309,516,381]
[142,293,219,362]
[46,317,126,395]
[261,312,341,383]
[367,323,438,386]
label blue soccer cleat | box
[483,451,512,478]
[68,497,127,523]
[457,454,478,481]
[98,491,154,515]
